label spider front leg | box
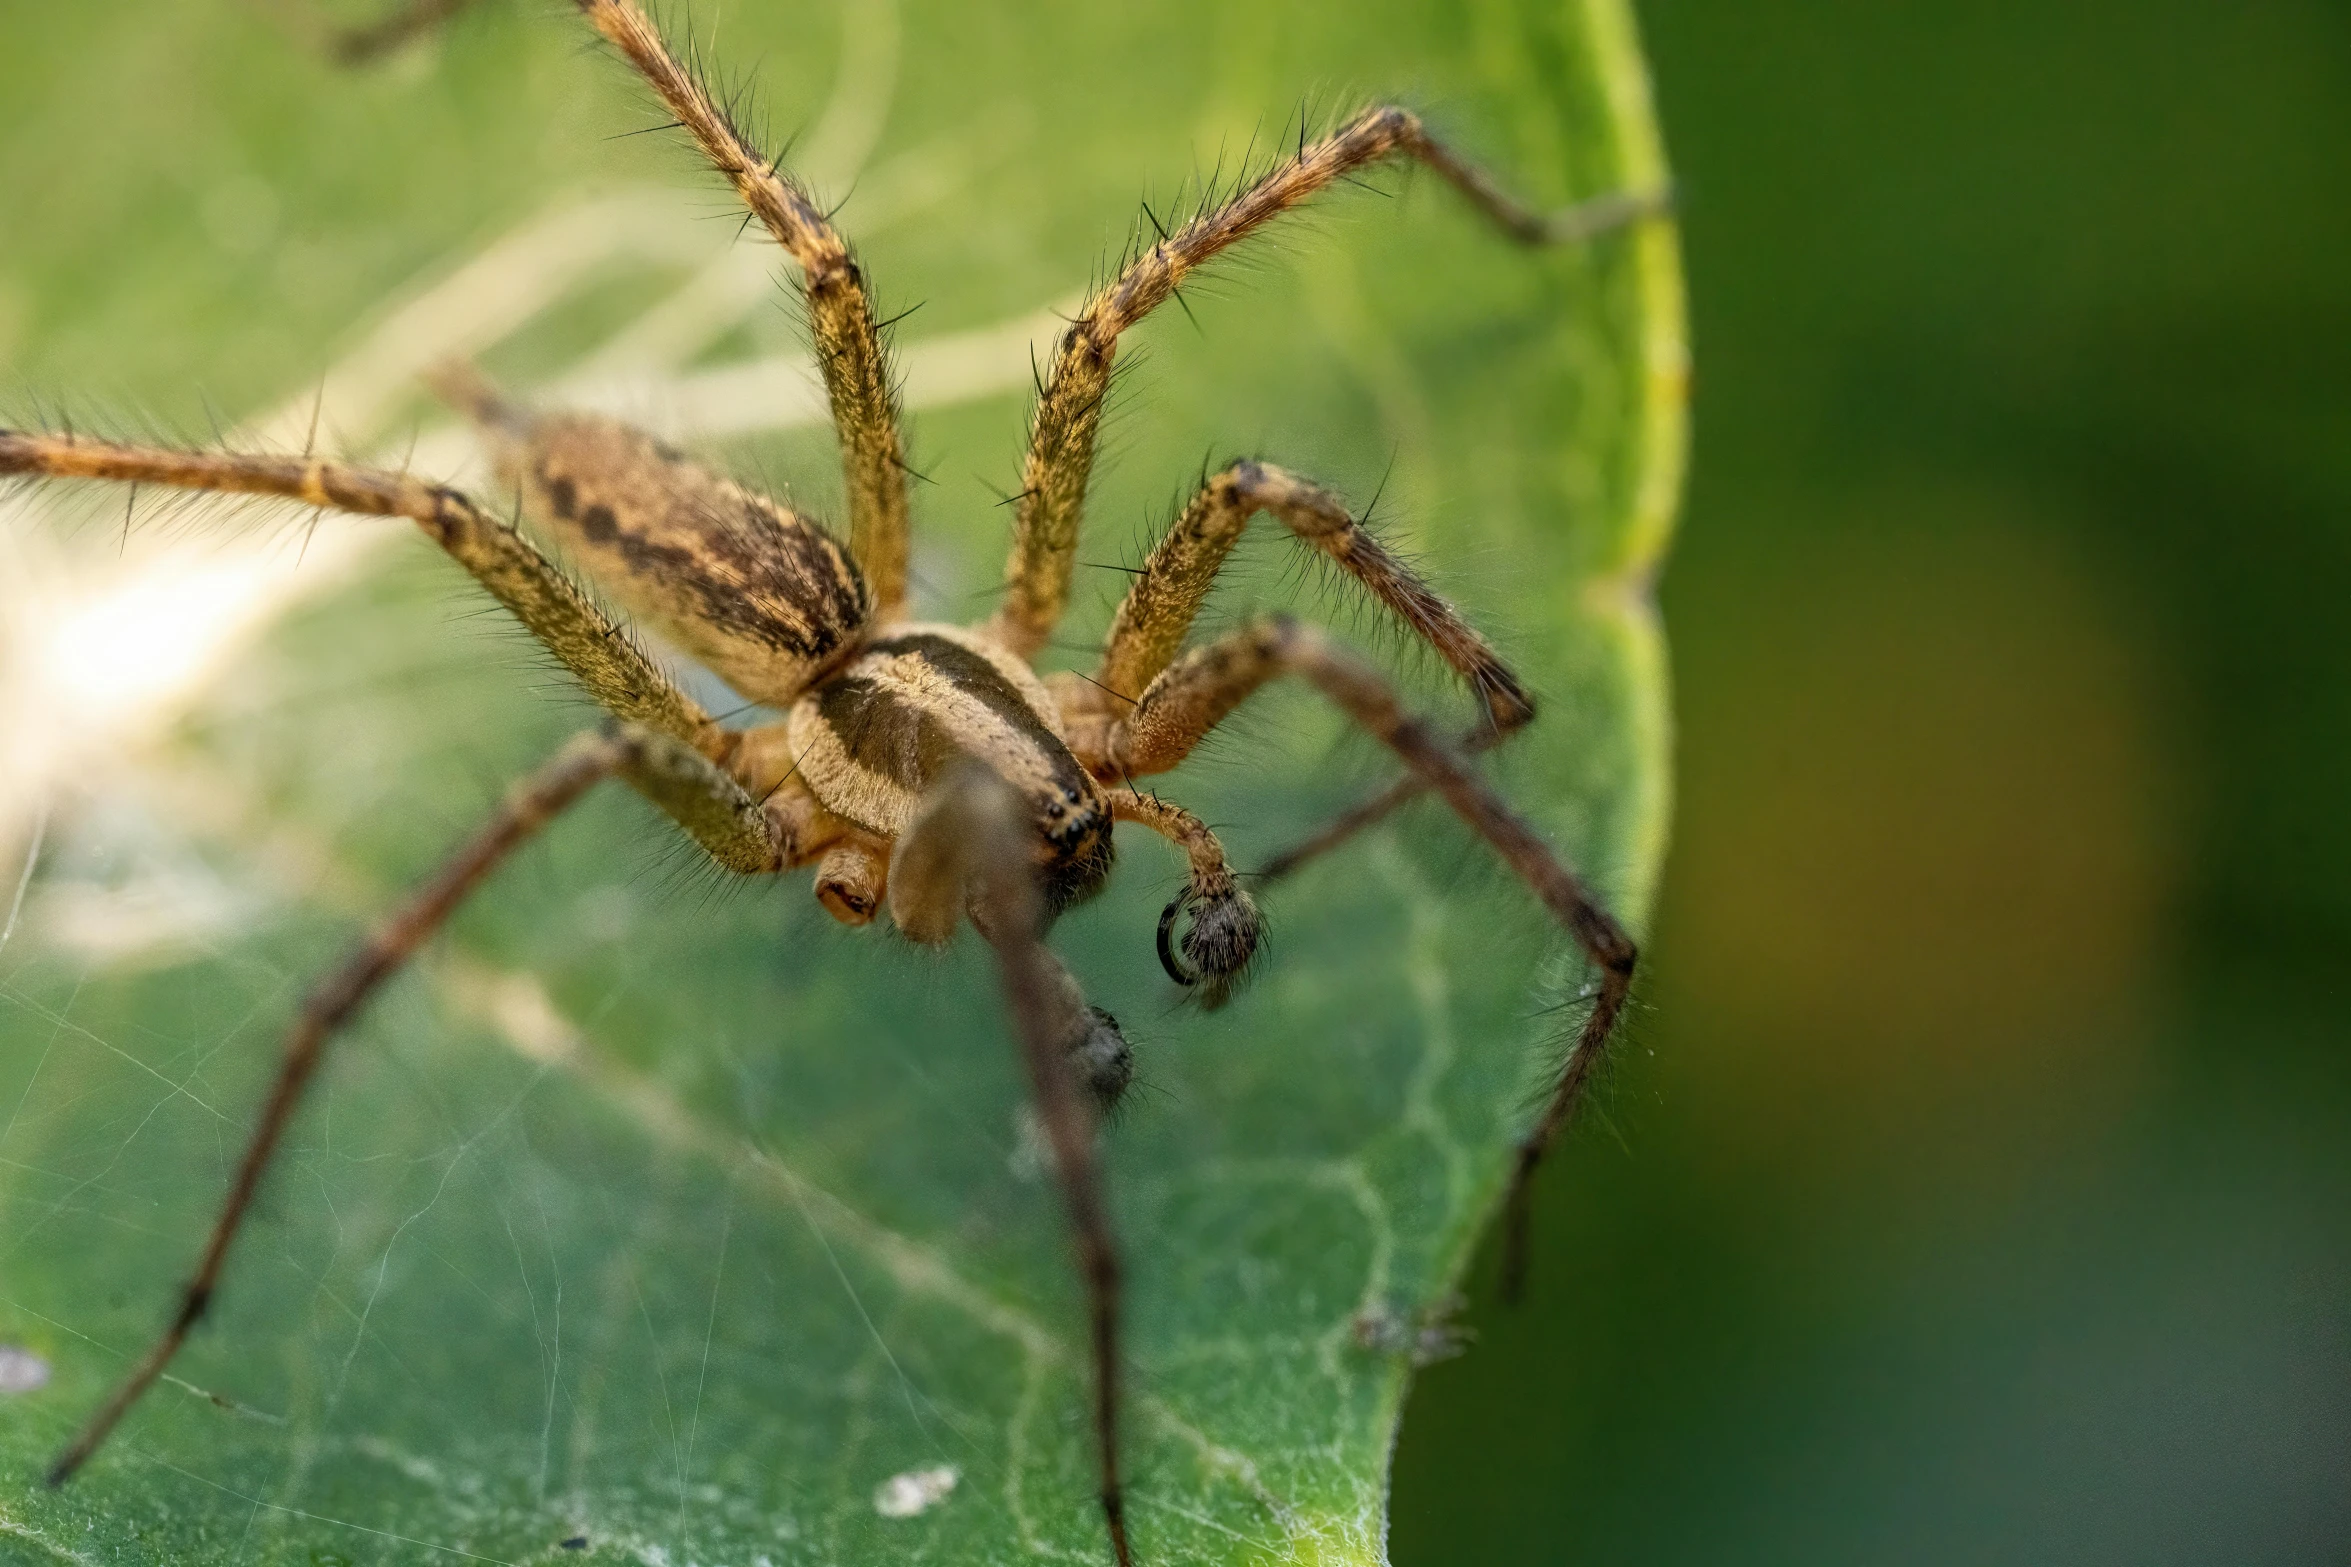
[891,763,1134,1565]
[0,428,728,760]
[889,770,1134,1108]
[1047,457,1533,1006]
[1073,458,1534,734]
[1256,766,1435,885]
[991,107,1670,657]
[1108,615,1637,1299]
[44,721,803,1485]
[1076,461,1552,887]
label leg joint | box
[1221,457,1268,497]
[1251,610,1303,656]
[422,487,474,544]
[1591,924,1638,977]
[1356,104,1421,144]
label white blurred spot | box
[872,1463,958,1518]
[39,869,252,964]
[459,967,582,1067]
[0,1345,51,1394]
[1007,1103,1050,1182]
[37,549,303,718]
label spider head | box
[1033,779,1116,913]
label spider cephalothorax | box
[795,625,1122,909]
[9,3,1661,1561]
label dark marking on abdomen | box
[502,414,872,704]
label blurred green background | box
[1395,2,2351,1562]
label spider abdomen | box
[457,388,871,704]
[790,625,1115,910]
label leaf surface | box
[0,1,1682,1561]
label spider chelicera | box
[3,3,1659,1561]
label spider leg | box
[1062,458,1533,912]
[0,428,730,758]
[990,106,1669,658]
[608,721,807,874]
[322,0,480,65]
[1255,758,1464,886]
[43,720,800,1485]
[1070,458,1533,742]
[1107,614,1636,1299]
[894,762,1133,1566]
[574,0,914,620]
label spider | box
[2,3,1656,1561]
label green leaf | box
[0,1,1682,1561]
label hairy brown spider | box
[2,3,1656,1561]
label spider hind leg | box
[575,0,915,618]
[993,105,1668,658]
